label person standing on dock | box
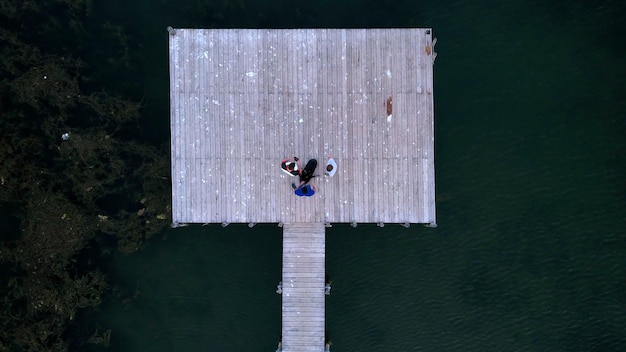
[281,156,301,176]
[299,159,318,184]
[292,158,318,196]
[294,183,316,197]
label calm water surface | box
[77,1,626,351]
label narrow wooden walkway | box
[282,223,326,352]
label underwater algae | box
[0,1,170,350]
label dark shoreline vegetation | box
[1,1,170,350]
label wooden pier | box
[281,223,326,352]
[169,28,436,227]
[168,28,437,351]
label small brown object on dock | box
[425,44,431,55]
[386,96,393,115]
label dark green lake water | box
[77,1,626,351]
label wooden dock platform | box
[281,223,326,352]
[169,28,436,227]
[168,28,437,351]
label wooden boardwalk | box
[281,223,326,352]
[168,28,437,351]
[169,28,437,227]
